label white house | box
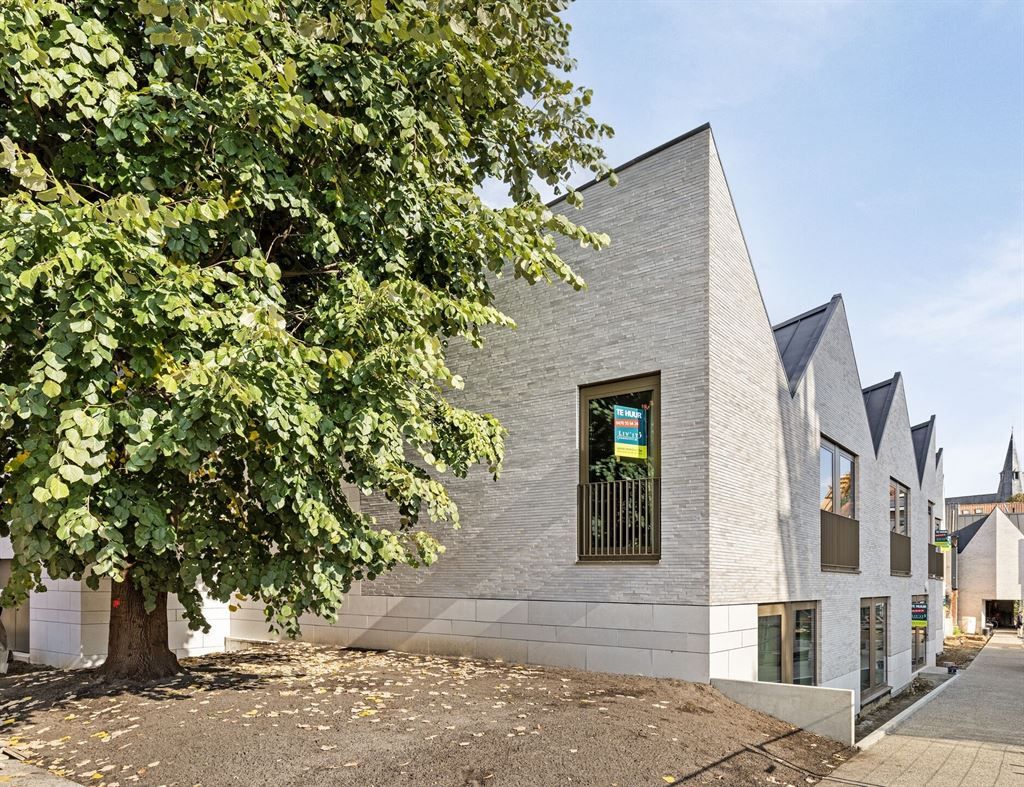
[4,125,946,716]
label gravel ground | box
[939,635,987,668]
[0,642,854,787]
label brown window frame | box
[889,479,910,535]
[911,594,928,671]
[860,597,889,696]
[577,373,661,562]
[757,601,818,686]
[819,436,856,518]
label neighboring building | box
[944,434,1024,633]
[3,125,946,714]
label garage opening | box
[984,599,1016,630]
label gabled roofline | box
[546,123,712,209]
[770,295,839,332]
[771,294,842,395]
[910,415,936,485]
[862,372,902,456]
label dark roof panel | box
[862,374,901,455]
[956,516,987,552]
[947,493,999,506]
[771,295,841,394]
[910,416,936,484]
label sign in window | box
[578,374,660,560]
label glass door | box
[860,597,888,694]
[911,595,927,670]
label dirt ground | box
[853,672,951,741]
[939,634,987,668]
[0,642,854,787]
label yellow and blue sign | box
[613,404,647,460]
[934,528,950,553]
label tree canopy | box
[0,0,612,638]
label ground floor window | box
[757,602,817,685]
[860,597,888,693]
[911,595,928,671]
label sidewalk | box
[824,631,1024,786]
[0,756,76,786]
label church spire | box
[997,430,1022,500]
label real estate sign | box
[912,600,928,629]
[613,405,647,460]
[933,527,950,552]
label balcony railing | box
[577,477,660,561]
[890,531,911,576]
[821,510,859,572]
[927,543,943,580]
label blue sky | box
[549,0,1023,496]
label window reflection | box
[819,446,834,512]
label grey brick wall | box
[362,129,715,605]
[225,126,947,706]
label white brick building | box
[235,124,943,711]
[4,125,946,712]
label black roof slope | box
[771,295,841,394]
[956,516,987,552]
[862,374,901,456]
[911,416,936,484]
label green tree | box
[0,0,612,678]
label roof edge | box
[546,123,712,209]
[775,294,845,396]
[771,294,842,332]
[911,414,936,484]
[863,372,902,455]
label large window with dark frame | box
[819,438,855,518]
[577,374,660,561]
[757,602,817,686]
[889,480,910,535]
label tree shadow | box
[0,646,308,730]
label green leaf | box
[42,379,61,398]
[59,464,85,483]
[47,475,70,500]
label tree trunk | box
[99,577,181,680]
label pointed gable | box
[772,295,842,394]
[862,373,900,455]
[910,416,936,484]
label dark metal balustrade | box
[577,477,660,561]
[821,509,860,573]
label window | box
[889,480,909,535]
[911,595,928,671]
[757,602,817,686]
[578,374,660,560]
[819,437,855,518]
[860,597,888,694]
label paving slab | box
[0,757,77,786]
[825,631,1024,786]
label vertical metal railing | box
[890,531,911,576]
[927,543,943,579]
[577,477,660,560]
[820,510,860,572]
